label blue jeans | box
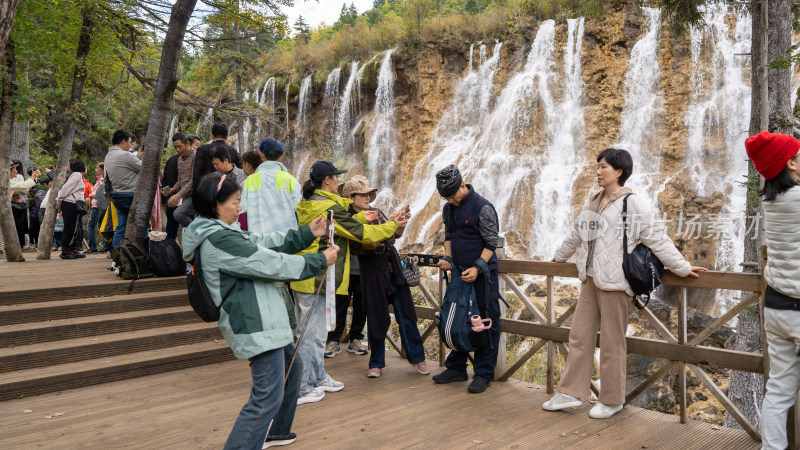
[109,192,135,248]
[294,292,328,396]
[224,342,302,450]
[444,270,501,381]
[369,291,426,369]
[165,205,179,240]
[87,208,100,251]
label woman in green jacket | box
[290,160,408,404]
[183,173,337,450]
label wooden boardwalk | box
[1,351,757,449]
[0,256,759,449]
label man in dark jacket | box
[432,164,502,394]
[174,123,240,227]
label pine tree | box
[294,15,311,43]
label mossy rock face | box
[358,53,384,90]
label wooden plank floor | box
[1,350,758,449]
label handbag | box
[621,194,664,309]
[401,255,421,287]
[75,199,88,216]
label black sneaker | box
[468,376,491,393]
[264,432,296,448]
[72,251,86,258]
[59,252,76,260]
[432,369,468,384]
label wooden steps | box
[0,258,234,401]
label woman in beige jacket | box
[543,148,706,419]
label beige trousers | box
[557,277,631,405]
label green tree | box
[294,15,310,43]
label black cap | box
[310,160,347,182]
[436,164,463,198]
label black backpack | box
[149,238,185,277]
[111,241,155,292]
[187,249,240,322]
[621,194,664,309]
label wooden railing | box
[400,247,797,445]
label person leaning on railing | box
[745,131,800,450]
[545,148,707,419]
[181,173,337,450]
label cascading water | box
[683,5,751,311]
[530,18,585,259]
[615,7,663,196]
[258,77,276,138]
[324,68,342,117]
[334,61,361,156]
[240,90,252,152]
[168,115,179,146]
[402,40,504,244]
[367,49,398,208]
[292,75,313,178]
[195,107,214,142]
[285,83,290,136]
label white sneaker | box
[589,403,623,418]
[315,374,344,392]
[297,387,325,405]
[543,392,583,411]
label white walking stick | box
[325,209,337,332]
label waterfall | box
[258,77,276,139]
[241,90,252,152]
[682,6,751,311]
[367,50,398,208]
[530,18,586,259]
[195,108,214,142]
[285,82,290,135]
[403,41,504,244]
[167,115,179,145]
[334,61,361,156]
[615,7,663,196]
[293,75,312,153]
[468,43,474,71]
[324,68,342,116]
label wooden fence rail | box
[402,247,797,445]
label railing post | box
[546,275,555,394]
[678,286,687,424]
[494,237,507,381]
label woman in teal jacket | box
[183,174,337,450]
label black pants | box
[327,275,366,343]
[444,270,501,381]
[29,214,39,245]
[60,201,79,253]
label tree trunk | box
[0,40,24,261]
[10,120,29,170]
[726,0,794,431]
[234,4,244,157]
[124,0,197,244]
[0,0,21,58]
[767,0,794,135]
[36,6,94,260]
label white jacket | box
[764,186,800,299]
[554,187,692,296]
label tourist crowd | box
[3,127,797,450]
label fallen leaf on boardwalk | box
[23,410,32,413]
[473,440,482,444]
[43,416,52,419]
[560,433,566,437]
[711,426,720,430]
[120,361,131,364]
[360,428,366,432]
[573,431,579,434]
[409,387,415,389]
[53,412,65,417]
[641,446,648,448]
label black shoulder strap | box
[622,194,632,256]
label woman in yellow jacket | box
[291,160,407,405]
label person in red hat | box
[744,130,800,450]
